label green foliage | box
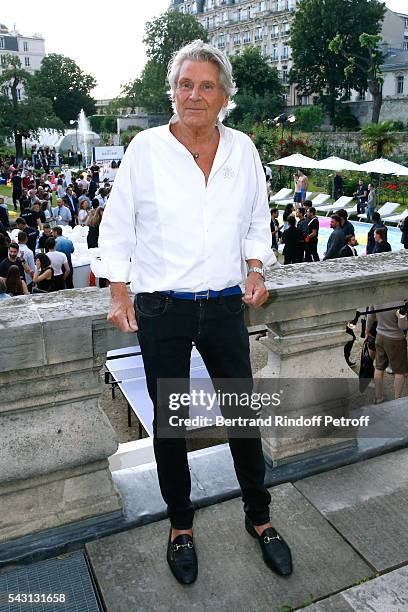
[0,55,63,159]
[293,106,325,132]
[333,105,360,130]
[228,47,284,126]
[137,60,171,113]
[290,0,385,125]
[113,11,207,115]
[250,123,279,161]
[89,115,117,134]
[120,127,144,146]
[329,32,385,122]
[361,121,400,157]
[28,53,97,125]
[143,10,208,68]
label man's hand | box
[108,282,138,332]
[243,272,268,309]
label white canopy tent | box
[269,153,321,169]
[358,157,408,175]
[26,129,101,155]
[316,156,363,172]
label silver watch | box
[247,266,266,280]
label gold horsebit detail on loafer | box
[263,534,281,544]
[172,542,194,551]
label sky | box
[1,0,407,100]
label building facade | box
[170,0,299,104]
[171,1,408,110]
[0,22,45,99]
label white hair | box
[167,39,237,121]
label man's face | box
[32,203,40,212]
[8,247,18,261]
[44,228,52,237]
[174,60,228,131]
[374,232,381,242]
[296,211,303,219]
[57,199,63,208]
[330,218,339,229]
[350,237,358,247]
[67,188,72,195]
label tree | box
[28,54,97,125]
[143,10,208,68]
[290,0,385,128]
[229,46,284,125]
[361,121,400,158]
[292,106,325,132]
[0,55,63,160]
[329,33,384,123]
[109,11,208,116]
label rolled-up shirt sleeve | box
[243,144,276,267]
[99,139,138,283]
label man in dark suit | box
[324,214,346,260]
[339,235,358,257]
[0,197,10,230]
[63,186,79,227]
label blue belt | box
[161,285,242,300]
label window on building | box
[404,42,408,50]
[282,66,288,82]
[397,75,404,95]
[273,0,279,11]
[282,44,289,59]
[233,32,241,45]
[255,26,263,41]
[23,41,29,52]
[0,38,4,49]
[17,89,21,101]
[0,55,6,67]
[24,57,30,67]
[2,86,9,97]
[243,31,251,44]
[272,44,278,60]
[219,34,225,48]
[282,22,290,35]
[271,24,279,38]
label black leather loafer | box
[166,529,198,585]
[245,516,293,576]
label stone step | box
[86,482,371,612]
[295,446,408,572]
[307,566,408,611]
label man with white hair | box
[100,40,292,584]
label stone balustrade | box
[0,252,407,543]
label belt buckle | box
[194,289,210,301]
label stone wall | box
[343,98,408,126]
[306,129,408,158]
[1,252,408,542]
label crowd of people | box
[0,161,110,299]
[270,188,408,265]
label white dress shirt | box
[99,116,275,293]
[18,243,35,286]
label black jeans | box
[135,292,271,530]
[304,240,320,262]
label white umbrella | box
[316,156,363,172]
[269,153,321,169]
[358,158,408,175]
